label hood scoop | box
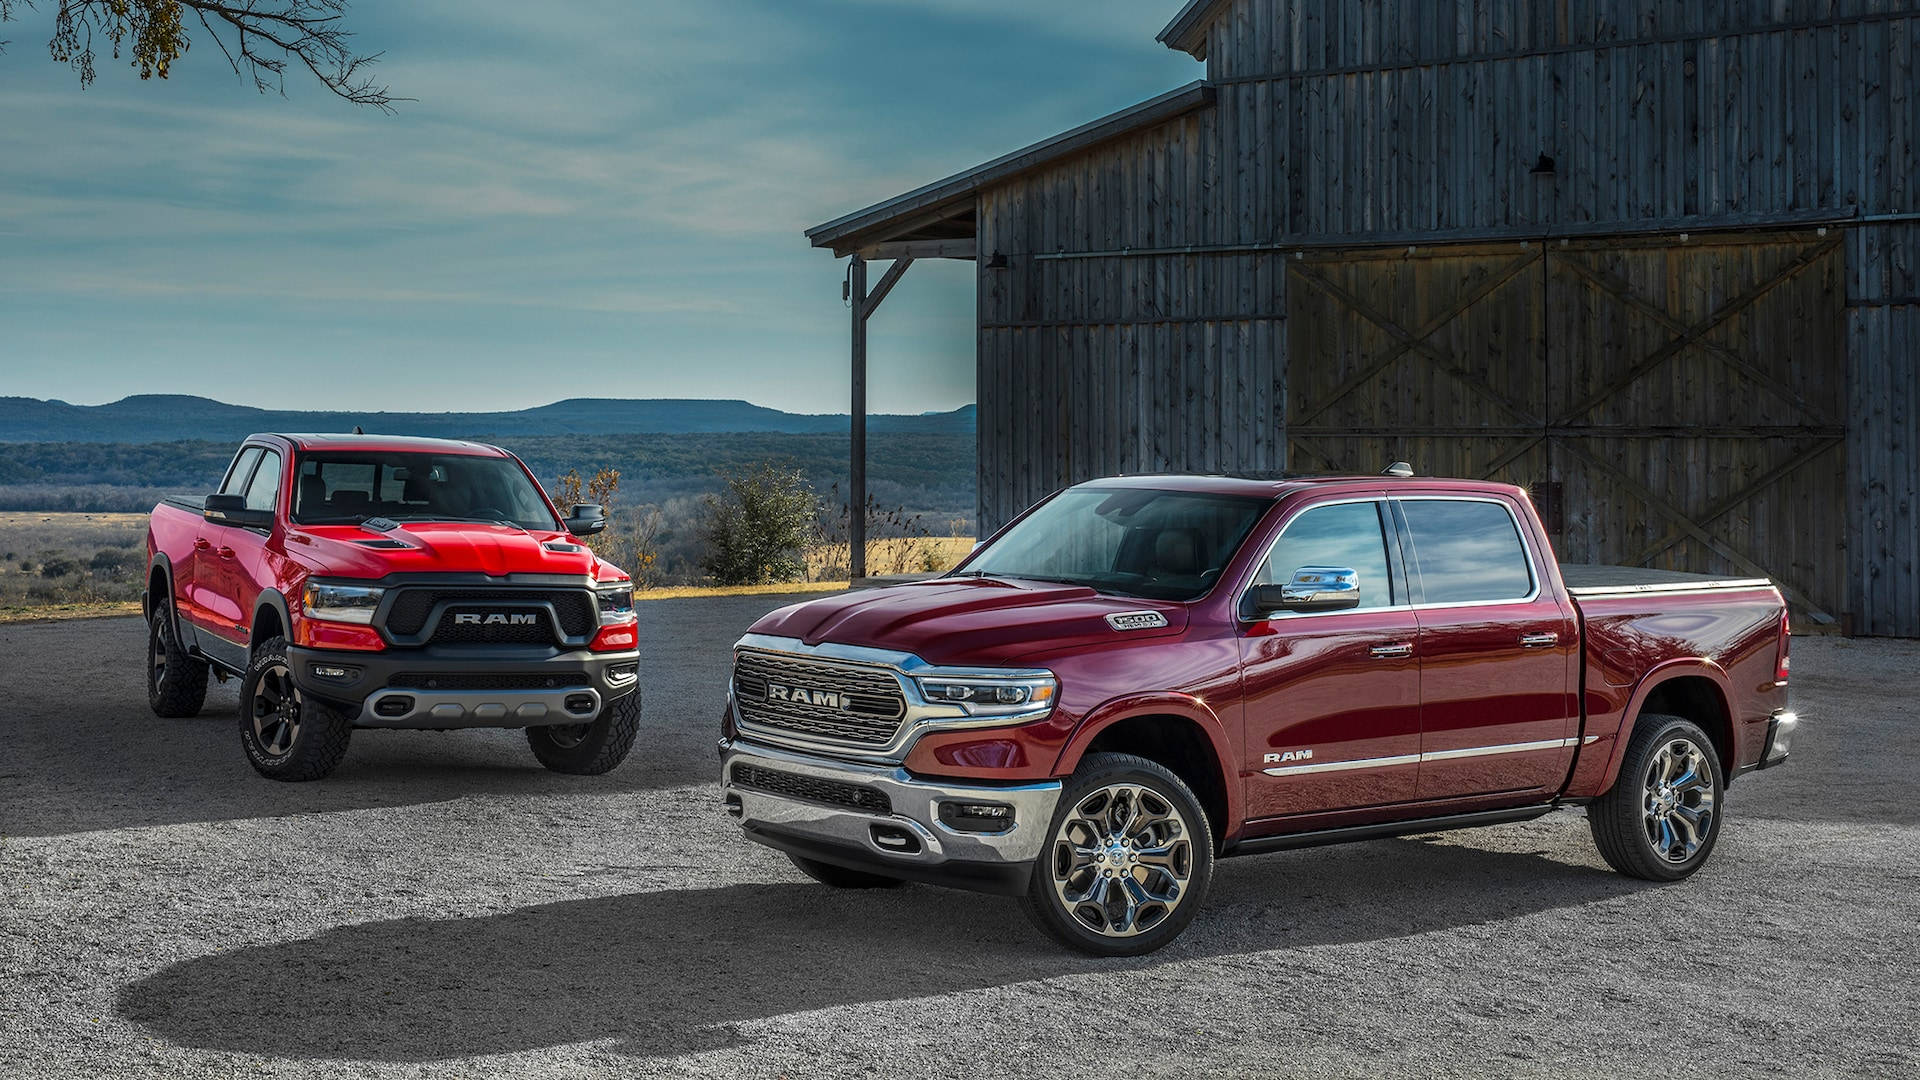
[543,541,586,554]
[353,517,413,548]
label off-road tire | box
[787,854,905,889]
[1019,752,1215,958]
[1588,713,1725,881]
[147,596,209,718]
[239,637,353,782]
[526,687,642,775]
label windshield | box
[290,451,559,530]
[958,488,1271,601]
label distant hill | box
[0,395,978,444]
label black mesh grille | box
[383,588,597,638]
[730,762,892,815]
[387,671,589,691]
[733,651,906,746]
[427,610,555,644]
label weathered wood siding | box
[972,0,1917,631]
[1848,222,1920,636]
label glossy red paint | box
[147,433,631,654]
[738,474,1791,848]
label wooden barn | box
[807,0,1920,636]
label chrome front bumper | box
[720,738,1062,892]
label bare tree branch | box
[19,0,404,110]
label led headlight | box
[914,673,1057,718]
[301,582,384,625]
[596,582,635,624]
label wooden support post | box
[849,255,868,581]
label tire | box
[787,853,905,890]
[1019,752,1215,957]
[1588,714,1725,881]
[239,637,352,782]
[146,596,209,718]
[526,687,642,775]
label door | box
[1397,496,1578,802]
[1238,498,1421,820]
[196,447,281,651]
[182,446,261,637]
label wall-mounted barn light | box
[1531,153,1557,175]
[985,250,1009,270]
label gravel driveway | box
[2,599,1915,1078]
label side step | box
[1223,804,1557,857]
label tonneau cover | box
[1560,564,1774,596]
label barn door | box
[1286,233,1846,627]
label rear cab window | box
[1398,498,1535,604]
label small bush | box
[699,464,820,586]
[38,557,77,579]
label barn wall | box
[1848,222,1920,635]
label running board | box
[1223,805,1557,857]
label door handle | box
[215,546,236,560]
[1369,642,1414,659]
[1519,632,1560,648]
[193,537,213,551]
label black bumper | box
[288,643,639,729]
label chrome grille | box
[733,650,907,746]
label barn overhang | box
[804,80,1216,577]
[1156,0,1229,58]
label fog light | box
[311,664,359,681]
[564,693,596,714]
[938,800,1016,833]
[374,695,413,718]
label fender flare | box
[251,589,294,650]
[144,553,176,629]
[1050,691,1242,839]
[1593,657,1736,794]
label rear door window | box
[1400,499,1534,604]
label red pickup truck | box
[145,433,642,781]
[720,472,1796,955]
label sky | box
[0,0,1199,415]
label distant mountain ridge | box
[0,395,978,444]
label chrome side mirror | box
[1249,566,1362,615]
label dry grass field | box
[803,535,974,581]
[0,512,149,617]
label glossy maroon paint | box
[146,433,631,654]
[739,475,1790,847]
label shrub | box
[38,557,77,579]
[698,464,820,586]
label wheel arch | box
[144,553,175,625]
[1052,695,1238,852]
[251,589,293,652]
[1598,660,1737,794]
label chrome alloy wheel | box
[250,661,304,758]
[1642,736,1716,864]
[1047,783,1194,938]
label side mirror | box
[1248,566,1362,616]
[203,492,274,530]
[566,503,607,537]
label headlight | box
[596,583,635,624]
[914,673,1057,718]
[302,582,384,625]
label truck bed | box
[1559,564,1773,597]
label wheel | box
[526,688,641,775]
[786,853,904,889]
[239,637,353,782]
[1019,752,1214,957]
[147,596,209,718]
[1588,714,1725,881]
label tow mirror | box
[203,492,274,530]
[566,503,607,537]
[1249,566,1362,616]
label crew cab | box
[145,433,642,781]
[720,471,1796,955]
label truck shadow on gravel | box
[118,839,1653,1063]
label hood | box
[288,521,621,582]
[747,578,1189,667]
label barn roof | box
[804,80,1215,258]
[1156,0,1229,58]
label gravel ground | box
[1,602,1915,1079]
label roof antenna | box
[1381,461,1414,478]
[352,425,364,435]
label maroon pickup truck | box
[720,471,1796,955]
[145,433,642,781]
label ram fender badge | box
[1263,749,1314,764]
[1106,610,1169,631]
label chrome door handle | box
[1519,632,1560,648]
[1370,642,1414,659]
